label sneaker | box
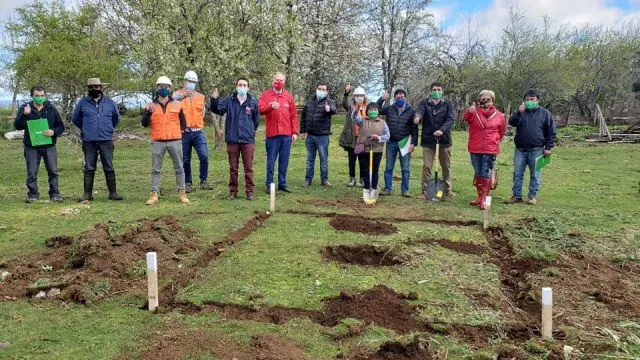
[228,192,237,200]
[25,196,39,203]
[246,193,255,201]
[358,178,364,187]
[380,190,392,196]
[401,192,411,198]
[185,183,193,193]
[303,180,311,187]
[322,181,331,187]
[347,178,355,187]
[445,190,456,197]
[527,197,537,205]
[505,196,523,204]
[50,195,64,203]
[200,181,214,190]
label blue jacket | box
[211,93,259,144]
[71,95,120,141]
[508,106,556,151]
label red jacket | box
[258,89,299,138]
[464,107,506,154]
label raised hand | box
[324,102,331,112]
[271,101,280,110]
[382,92,389,101]
[345,84,352,93]
[468,102,476,114]
[211,87,219,99]
[23,103,31,115]
[518,102,525,112]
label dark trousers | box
[344,146,360,179]
[24,145,59,198]
[358,152,383,190]
[83,140,115,177]
[228,143,255,194]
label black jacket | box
[14,101,65,148]
[415,98,455,148]
[376,98,418,145]
[300,96,337,136]
[508,107,556,151]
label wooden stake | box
[541,287,553,339]
[483,196,491,230]
[146,252,158,312]
[269,183,276,213]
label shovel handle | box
[434,138,440,169]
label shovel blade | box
[363,189,377,204]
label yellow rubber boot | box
[145,192,159,205]
[179,190,191,205]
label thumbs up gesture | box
[23,103,31,115]
[324,102,330,112]
[345,84,352,92]
[468,102,476,114]
[211,87,219,99]
[518,102,525,112]
[382,91,389,101]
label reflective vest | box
[177,90,205,128]
[150,101,183,141]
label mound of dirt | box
[342,336,435,360]
[496,345,528,360]
[330,216,397,235]
[419,238,486,255]
[1,216,198,303]
[323,245,406,266]
[321,285,426,333]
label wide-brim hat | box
[87,78,109,86]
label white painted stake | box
[146,252,158,312]
[483,196,492,230]
[541,287,553,339]
[269,183,276,213]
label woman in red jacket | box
[463,90,506,210]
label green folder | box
[27,118,52,146]
[535,154,551,172]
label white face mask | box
[316,90,327,100]
[355,96,364,103]
[185,82,196,91]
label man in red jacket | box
[258,72,299,193]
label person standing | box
[463,90,506,210]
[414,82,456,198]
[301,82,337,187]
[258,72,299,193]
[377,89,417,197]
[353,102,390,196]
[506,89,556,205]
[173,70,213,192]
[141,76,190,205]
[71,78,123,202]
[210,79,259,200]
[14,86,65,203]
[338,85,366,187]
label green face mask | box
[33,96,46,105]
[524,100,538,110]
[431,91,442,100]
[367,110,379,118]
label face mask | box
[479,99,491,108]
[185,82,196,91]
[395,98,405,107]
[157,88,171,97]
[32,96,46,105]
[431,91,442,100]
[237,87,248,96]
[367,110,378,118]
[524,100,538,110]
[273,80,284,90]
[316,90,326,100]
[88,89,102,98]
[355,96,364,103]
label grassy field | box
[0,115,639,359]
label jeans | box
[384,141,411,193]
[151,140,185,192]
[470,153,496,179]
[265,135,292,187]
[358,152,383,189]
[182,130,209,184]
[512,148,543,199]
[305,134,329,184]
[83,140,115,177]
[24,145,59,198]
[421,146,453,192]
[228,143,255,194]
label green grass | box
[1,122,639,358]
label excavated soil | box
[135,325,309,360]
[1,216,198,303]
[418,238,486,255]
[329,216,398,235]
[341,336,435,360]
[322,245,406,266]
[288,209,480,227]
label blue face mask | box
[185,82,196,91]
[395,98,405,107]
[157,88,171,97]
[316,90,327,100]
[237,87,248,96]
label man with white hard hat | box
[173,70,213,192]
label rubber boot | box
[479,177,491,210]
[469,176,481,206]
[106,173,123,200]
[79,172,94,202]
[145,192,159,205]
[179,190,191,205]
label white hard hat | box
[184,71,198,82]
[354,87,366,95]
[156,76,172,86]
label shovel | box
[425,138,446,201]
[363,145,377,205]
